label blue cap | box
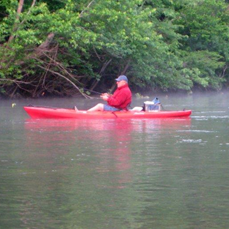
[115,75,128,83]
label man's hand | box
[100,93,110,101]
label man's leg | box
[87,103,104,112]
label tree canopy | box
[0,0,229,98]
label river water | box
[0,92,229,229]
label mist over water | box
[0,91,229,229]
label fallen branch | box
[37,64,92,99]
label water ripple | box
[178,130,217,133]
[192,115,229,119]
[180,139,203,143]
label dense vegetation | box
[1,0,229,98]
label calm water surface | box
[0,92,229,229]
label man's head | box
[115,75,128,87]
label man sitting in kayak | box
[86,75,132,112]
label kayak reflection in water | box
[84,75,132,112]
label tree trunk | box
[8,0,24,43]
[90,58,112,91]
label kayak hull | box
[24,106,192,119]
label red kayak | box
[24,106,192,119]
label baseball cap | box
[115,75,128,83]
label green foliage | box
[183,51,225,87]
[175,0,229,89]
[0,0,229,97]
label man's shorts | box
[104,104,121,111]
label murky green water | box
[0,92,229,228]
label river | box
[0,91,229,229]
